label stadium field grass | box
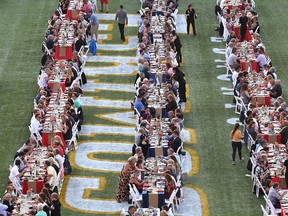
[0,0,287,215]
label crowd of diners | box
[117,0,190,215]
[217,0,288,215]
[216,0,259,42]
[0,0,101,215]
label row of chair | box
[249,154,282,216]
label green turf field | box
[0,0,288,215]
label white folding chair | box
[217,12,222,23]
[175,179,184,204]
[129,184,142,208]
[42,42,51,55]
[254,26,260,34]
[91,0,98,12]
[66,130,78,151]
[134,108,141,127]
[72,120,80,134]
[57,7,66,19]
[52,168,63,193]
[173,8,178,15]
[132,184,142,199]
[250,155,257,181]
[78,67,85,86]
[266,57,271,66]
[221,17,230,41]
[260,205,272,216]
[165,189,177,213]
[247,132,255,151]
[263,195,281,216]
[172,9,178,24]
[253,176,265,198]
[28,126,42,147]
[78,45,84,57]
[9,175,22,195]
[226,62,233,77]
[176,141,184,164]
[37,75,44,89]
[139,0,145,7]
[234,96,247,115]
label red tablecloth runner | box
[48,81,66,93]
[239,60,259,73]
[251,61,259,72]
[65,9,81,20]
[42,131,66,149]
[255,94,271,106]
[55,45,73,60]
[22,179,44,194]
[262,134,281,144]
[234,26,252,42]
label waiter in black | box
[185,4,197,36]
[239,10,248,41]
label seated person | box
[268,182,281,208]
[30,113,43,135]
[269,80,282,99]
[255,160,270,186]
[256,49,267,71]
[164,173,176,199]
[226,47,239,69]
[2,194,14,215]
[134,95,145,114]
[129,171,144,193]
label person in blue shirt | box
[134,95,145,114]
[88,9,99,41]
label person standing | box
[88,9,99,41]
[50,193,61,216]
[282,155,288,188]
[185,4,197,36]
[230,123,244,165]
[100,0,109,13]
[116,157,137,202]
[171,30,182,65]
[115,5,128,42]
[239,10,248,41]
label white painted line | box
[84,66,137,75]
[217,74,231,81]
[83,81,135,92]
[176,186,202,216]
[221,87,234,91]
[98,34,109,40]
[100,111,136,125]
[99,24,109,31]
[212,48,226,55]
[226,118,242,125]
[75,142,132,171]
[225,103,236,109]
[65,176,127,212]
[223,92,234,96]
[97,36,138,51]
[83,55,137,75]
[97,14,188,34]
[210,36,223,43]
[79,125,135,136]
[216,65,226,68]
[81,97,131,109]
[215,59,226,63]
